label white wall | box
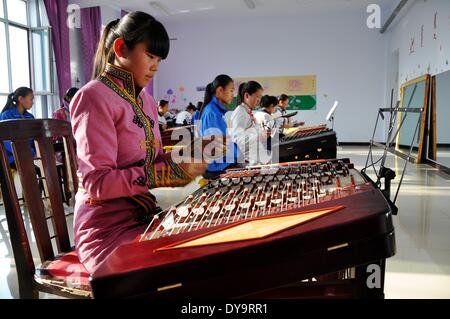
[155,9,388,143]
[100,4,121,27]
[389,0,450,86]
[387,0,450,145]
[69,25,85,86]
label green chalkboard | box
[288,95,317,110]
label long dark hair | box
[237,81,263,105]
[200,74,233,116]
[1,87,33,114]
[92,11,170,80]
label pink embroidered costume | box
[53,102,71,122]
[71,64,192,273]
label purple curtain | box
[80,7,102,82]
[43,0,71,101]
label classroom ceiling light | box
[243,0,256,9]
[149,1,172,16]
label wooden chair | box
[0,119,91,298]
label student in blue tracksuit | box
[0,87,36,169]
[199,74,242,180]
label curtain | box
[80,7,102,82]
[43,0,71,101]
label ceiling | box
[70,0,403,23]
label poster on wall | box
[233,75,317,111]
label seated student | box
[254,95,278,129]
[175,104,196,127]
[199,74,241,180]
[0,87,45,195]
[164,110,176,128]
[158,99,169,131]
[273,94,305,135]
[0,87,36,169]
[70,12,211,273]
[53,87,79,122]
[254,95,279,152]
[230,81,270,165]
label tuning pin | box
[336,176,342,190]
[350,174,356,188]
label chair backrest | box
[0,119,78,295]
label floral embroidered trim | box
[98,70,157,186]
[133,115,144,128]
[104,63,135,99]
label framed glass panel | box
[32,27,51,93]
[396,74,430,163]
[0,95,8,110]
[6,0,28,25]
[427,72,450,170]
[31,94,51,119]
[0,22,10,93]
[0,0,4,19]
[9,24,30,89]
[37,0,48,26]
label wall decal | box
[410,37,416,55]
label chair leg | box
[16,273,39,299]
[19,285,39,299]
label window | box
[6,0,27,25]
[0,0,55,118]
[0,95,7,110]
[9,25,30,88]
[0,22,9,93]
[32,27,51,93]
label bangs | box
[143,19,170,60]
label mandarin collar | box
[104,63,140,100]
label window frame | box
[0,0,55,117]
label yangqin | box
[277,124,337,162]
[90,158,395,299]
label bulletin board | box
[233,75,317,111]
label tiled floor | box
[0,146,449,299]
